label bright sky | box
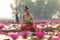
[0,0,13,19]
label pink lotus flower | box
[7,33,20,39]
[57,32,60,40]
[50,36,58,40]
[58,32,60,37]
[19,31,29,36]
[35,31,45,38]
[0,24,4,29]
[0,32,3,34]
[40,24,46,27]
[57,37,60,40]
[50,37,58,40]
[33,24,37,31]
[50,33,60,40]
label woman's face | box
[26,11,30,15]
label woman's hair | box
[24,6,29,12]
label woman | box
[23,6,33,24]
[21,6,34,31]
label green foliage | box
[17,0,60,20]
[57,25,60,30]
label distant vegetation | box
[17,0,60,20]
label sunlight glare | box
[0,0,14,19]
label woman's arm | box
[30,14,33,20]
